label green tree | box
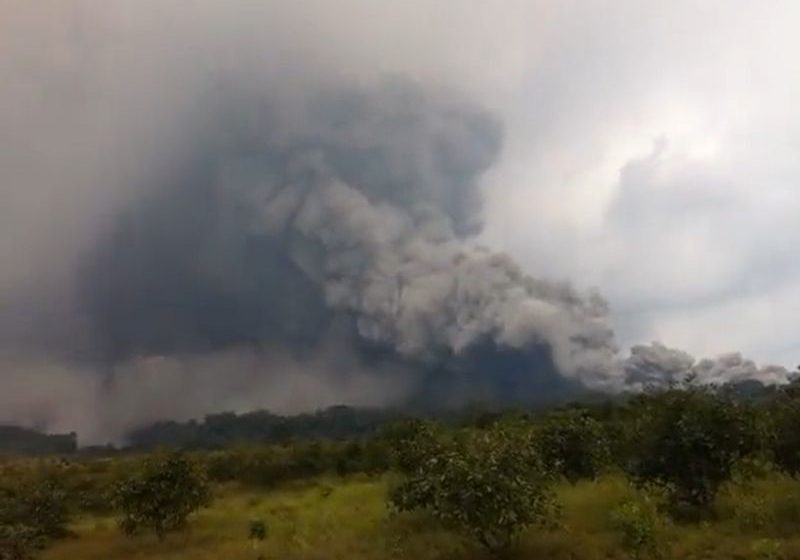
[112,452,211,540]
[627,388,759,516]
[767,380,800,476]
[390,424,559,556]
[380,419,445,474]
[534,409,611,482]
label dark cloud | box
[74,81,617,392]
[0,2,793,442]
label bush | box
[0,524,42,560]
[717,469,800,535]
[248,518,267,541]
[534,409,611,482]
[626,388,759,516]
[390,424,559,556]
[0,476,69,560]
[380,419,445,474]
[112,452,211,540]
[751,539,785,560]
[609,496,663,559]
[769,395,800,476]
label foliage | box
[390,423,559,555]
[248,518,267,541]
[626,387,760,515]
[112,452,211,540]
[16,471,800,560]
[0,427,77,457]
[13,384,800,558]
[0,475,69,560]
[379,419,446,474]
[0,525,42,560]
[768,391,800,476]
[609,496,663,559]
[534,409,611,482]
[751,538,785,560]
[126,406,403,449]
[203,439,390,488]
[717,468,800,535]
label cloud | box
[480,0,800,367]
[1,1,797,441]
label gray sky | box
[477,1,800,368]
[1,1,799,438]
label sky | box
[1,1,799,440]
[476,1,800,368]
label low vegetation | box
[0,473,69,559]
[390,423,559,555]
[112,452,211,540]
[5,381,800,558]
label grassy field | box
[37,473,800,560]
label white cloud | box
[481,0,800,366]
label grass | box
[39,473,800,560]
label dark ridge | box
[124,405,407,450]
[0,425,77,456]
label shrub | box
[627,388,759,516]
[609,496,663,559]
[390,424,559,556]
[534,409,611,482]
[717,470,800,535]
[751,539,785,560]
[0,476,69,560]
[769,395,800,476]
[0,524,42,560]
[380,419,445,474]
[112,452,211,540]
[248,518,267,541]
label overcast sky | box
[475,1,800,368]
[1,1,799,437]
[3,1,799,366]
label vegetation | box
[390,423,559,555]
[0,427,76,457]
[768,390,800,476]
[126,406,405,449]
[626,386,760,516]
[6,382,800,558]
[534,409,611,482]
[609,494,664,559]
[111,452,211,540]
[0,474,69,560]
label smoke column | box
[0,2,789,442]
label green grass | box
[40,473,800,560]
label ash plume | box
[623,342,789,388]
[78,83,621,396]
[0,2,790,442]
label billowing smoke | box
[624,342,789,388]
[76,83,621,403]
[0,2,790,443]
